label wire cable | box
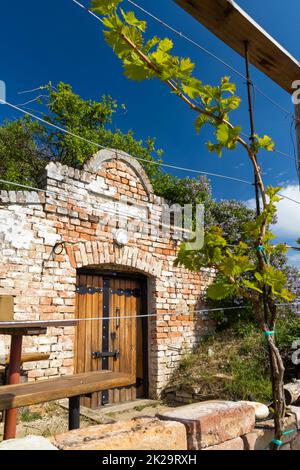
[126,0,299,124]
[0,98,256,187]
[2,301,299,326]
[127,0,246,80]
[2,96,300,205]
[71,0,298,164]
[275,149,297,162]
[0,179,55,195]
[1,97,300,204]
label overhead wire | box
[0,179,55,195]
[1,97,300,206]
[126,0,299,162]
[0,2,299,204]
[1,301,299,326]
[126,0,298,124]
[71,0,298,165]
[0,98,254,187]
[0,2,299,328]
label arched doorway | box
[75,268,148,408]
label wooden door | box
[75,271,147,408]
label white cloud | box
[247,184,300,241]
[247,184,300,268]
[287,252,300,269]
[272,185,300,240]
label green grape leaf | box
[255,134,275,152]
[123,60,154,80]
[207,141,223,157]
[104,30,132,59]
[216,123,230,145]
[182,77,202,99]
[91,0,122,15]
[150,49,171,67]
[144,36,160,53]
[207,282,236,300]
[215,124,241,147]
[179,57,195,75]
[220,76,236,94]
[221,96,241,111]
[266,186,282,203]
[279,288,295,302]
[120,9,146,32]
[242,280,263,293]
[157,38,173,53]
[195,114,212,133]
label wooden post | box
[69,396,81,430]
[244,41,261,216]
[3,334,23,440]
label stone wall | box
[2,401,300,450]
[0,149,213,396]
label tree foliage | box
[0,82,165,187]
[91,0,294,305]
[91,0,297,444]
[175,189,293,304]
[92,0,274,166]
[0,82,215,210]
[153,174,211,207]
[0,117,47,190]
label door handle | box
[116,307,120,328]
[92,350,120,360]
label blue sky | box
[1,0,300,266]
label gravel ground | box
[0,401,175,441]
[0,403,93,439]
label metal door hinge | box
[92,350,120,360]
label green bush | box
[168,315,300,404]
[275,314,300,351]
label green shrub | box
[167,315,300,404]
[275,314,300,351]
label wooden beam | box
[0,371,135,409]
[0,353,50,366]
[175,0,300,94]
[0,320,78,329]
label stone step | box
[51,417,187,450]
[157,400,255,450]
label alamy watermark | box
[292,80,300,105]
[0,196,205,251]
[0,80,6,103]
[292,340,300,365]
[97,197,205,250]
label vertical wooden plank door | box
[75,272,147,408]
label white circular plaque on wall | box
[114,229,128,246]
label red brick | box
[157,401,255,450]
[204,437,244,451]
[0,150,213,395]
[51,418,187,450]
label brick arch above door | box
[65,241,163,277]
[84,149,154,201]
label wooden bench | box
[0,353,50,367]
[0,370,134,432]
[0,353,51,387]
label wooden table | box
[0,370,134,432]
[0,320,77,440]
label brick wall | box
[0,149,213,396]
